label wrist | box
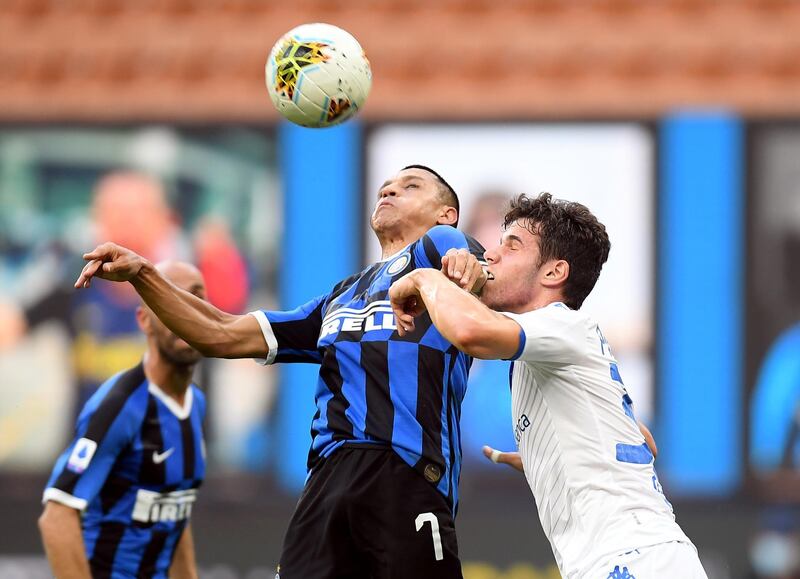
[470,270,489,297]
[130,258,154,287]
[411,268,439,289]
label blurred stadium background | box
[1,1,799,577]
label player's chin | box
[170,342,203,364]
[370,211,400,232]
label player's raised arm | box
[75,243,266,359]
[482,445,524,473]
[389,268,521,360]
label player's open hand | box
[388,272,427,336]
[441,249,488,295]
[75,242,147,289]
[482,445,524,473]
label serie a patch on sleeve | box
[67,437,98,474]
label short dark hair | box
[402,164,460,226]
[503,193,610,309]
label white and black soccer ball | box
[265,23,372,128]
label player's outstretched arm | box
[389,268,519,360]
[75,243,267,359]
[170,524,199,579]
[39,501,92,579]
[482,445,524,473]
[482,428,658,477]
[638,421,658,459]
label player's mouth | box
[376,199,394,210]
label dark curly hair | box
[503,193,610,309]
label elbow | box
[450,321,490,358]
[37,512,48,535]
[38,508,57,539]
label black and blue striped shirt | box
[43,362,206,578]
[251,225,484,512]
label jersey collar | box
[148,382,194,420]
[378,244,411,263]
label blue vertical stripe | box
[337,342,368,438]
[388,342,422,457]
[190,398,206,483]
[310,384,335,459]
[438,353,452,497]
[275,121,361,491]
[449,399,461,514]
[155,529,183,575]
[84,524,101,559]
[659,111,743,495]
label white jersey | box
[504,303,691,578]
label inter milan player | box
[389,193,707,578]
[40,262,208,579]
[74,166,487,578]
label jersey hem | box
[579,534,696,576]
[249,310,278,365]
[42,487,87,511]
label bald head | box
[156,261,204,290]
[137,261,206,368]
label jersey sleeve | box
[502,303,588,365]
[248,293,327,365]
[412,225,486,269]
[43,383,142,511]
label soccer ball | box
[265,23,372,128]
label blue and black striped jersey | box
[251,225,485,512]
[43,362,206,579]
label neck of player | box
[377,225,429,260]
[143,346,195,406]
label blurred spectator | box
[1,172,184,415]
[464,191,510,250]
[194,216,250,315]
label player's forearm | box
[412,269,519,359]
[169,524,198,579]
[39,504,92,579]
[131,261,260,359]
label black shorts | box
[277,444,462,579]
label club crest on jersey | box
[67,437,97,474]
[386,253,410,275]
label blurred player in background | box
[39,261,207,579]
[0,172,182,415]
[389,193,705,578]
[73,165,488,578]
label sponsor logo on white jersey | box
[67,438,97,474]
[320,301,397,339]
[132,488,198,524]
